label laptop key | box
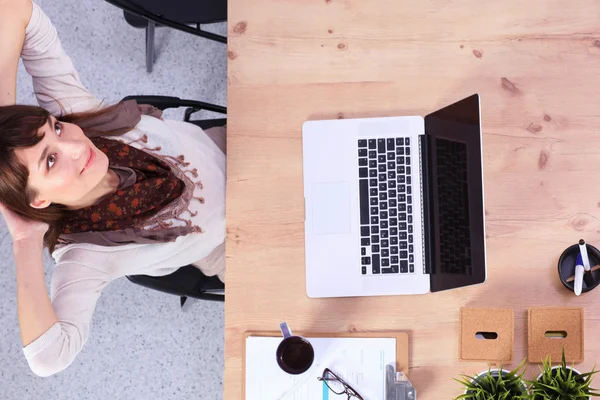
[389,218,398,226]
[408,225,413,233]
[400,241,407,249]
[369,160,377,168]
[406,138,410,145]
[371,216,378,224]
[379,174,386,182]
[359,179,369,225]
[369,170,377,178]
[359,168,368,178]
[379,192,387,201]
[387,138,395,151]
[389,189,397,198]
[390,265,399,273]
[400,251,408,258]
[358,139,367,148]
[359,148,367,157]
[371,235,380,243]
[368,139,376,149]
[361,248,366,256]
[369,150,377,158]
[389,199,397,207]
[382,268,395,274]
[405,147,410,155]
[372,254,380,273]
[379,183,387,191]
[362,257,371,265]
[388,171,396,179]
[361,238,370,246]
[391,256,399,264]
[399,194,406,202]
[371,226,379,234]
[370,198,378,206]
[396,147,404,155]
[409,265,414,273]
[398,184,406,193]
[389,209,397,217]
[388,180,396,189]
[390,227,398,235]
[399,222,407,230]
[378,155,386,163]
[361,226,370,236]
[390,237,398,245]
[381,239,389,247]
[382,249,390,257]
[406,166,411,174]
[406,156,411,165]
[399,213,407,221]
[370,180,378,188]
[380,221,389,229]
[408,235,413,243]
[408,215,413,223]
[362,266,367,275]
[407,176,411,184]
[407,195,412,204]
[378,164,386,172]
[381,230,389,239]
[400,260,408,273]
[387,152,395,160]
[387,161,395,170]
[409,255,414,263]
[380,202,388,210]
[377,139,385,153]
[399,232,407,240]
[359,158,368,166]
[397,165,405,174]
[396,138,404,146]
[391,246,398,254]
[372,244,380,252]
[371,207,378,215]
[409,244,413,253]
[399,203,406,211]
[398,175,405,183]
[381,258,390,267]
[380,211,388,219]
[397,156,405,164]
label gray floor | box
[0,1,226,399]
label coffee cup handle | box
[280,322,293,339]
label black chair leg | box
[145,20,156,73]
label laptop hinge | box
[419,135,434,275]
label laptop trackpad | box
[312,182,351,235]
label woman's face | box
[14,116,109,209]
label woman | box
[0,0,226,377]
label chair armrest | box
[121,95,226,114]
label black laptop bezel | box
[421,94,486,292]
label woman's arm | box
[21,2,103,115]
[0,0,32,106]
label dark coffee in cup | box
[276,336,314,375]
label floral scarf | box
[61,137,185,234]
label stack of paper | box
[245,336,396,400]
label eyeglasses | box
[317,368,365,400]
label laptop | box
[302,94,486,298]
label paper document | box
[245,337,396,400]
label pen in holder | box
[557,241,600,294]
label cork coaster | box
[459,308,514,363]
[528,307,584,363]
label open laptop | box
[302,94,486,298]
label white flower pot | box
[534,366,588,400]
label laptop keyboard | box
[358,138,415,275]
[436,138,473,275]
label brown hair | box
[0,103,129,253]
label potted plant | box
[455,359,528,400]
[527,350,600,399]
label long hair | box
[0,103,129,253]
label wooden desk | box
[226,1,600,398]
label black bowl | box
[557,243,600,293]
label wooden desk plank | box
[226,0,600,398]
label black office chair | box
[104,0,227,72]
[121,95,226,308]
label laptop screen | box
[423,94,486,292]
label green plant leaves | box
[454,360,529,400]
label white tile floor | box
[0,1,226,399]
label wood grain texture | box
[226,0,600,398]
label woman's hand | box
[0,203,48,244]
